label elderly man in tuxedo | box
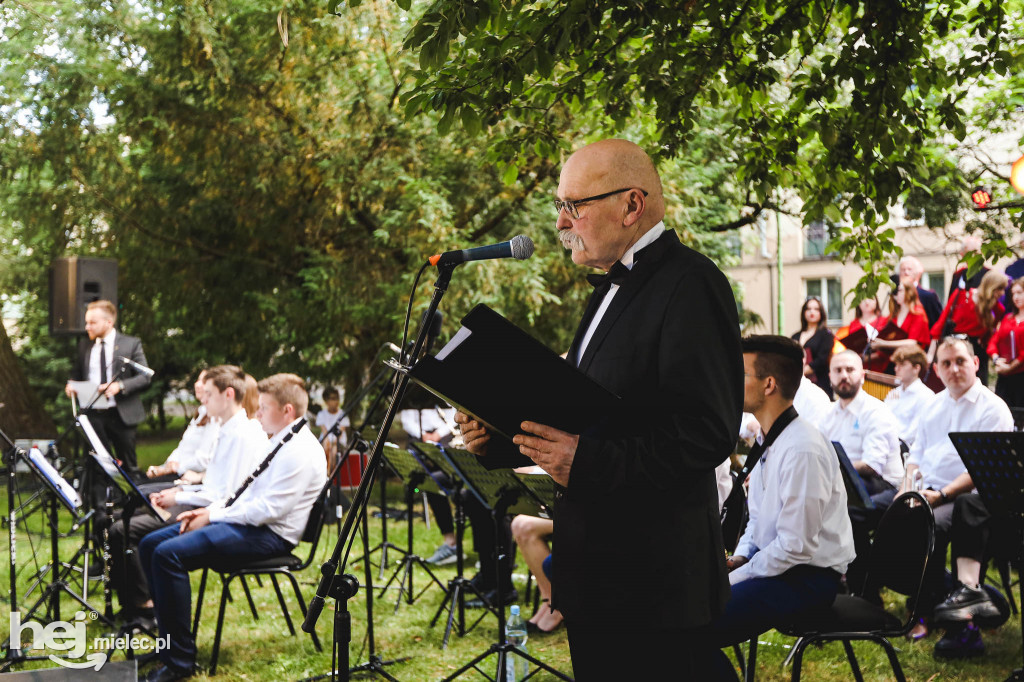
[65,299,151,475]
[457,139,743,679]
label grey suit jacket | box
[72,332,151,426]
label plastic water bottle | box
[505,604,528,681]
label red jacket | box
[931,286,1003,342]
[878,306,931,349]
[987,313,1024,375]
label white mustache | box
[558,230,585,251]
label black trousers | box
[425,491,454,536]
[995,372,1024,410]
[108,503,196,608]
[462,489,513,591]
[84,407,139,474]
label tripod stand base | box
[441,642,574,682]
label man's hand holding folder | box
[455,412,576,487]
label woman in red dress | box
[988,279,1024,407]
[871,277,932,371]
[849,296,882,335]
[932,268,1007,385]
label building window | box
[922,271,946,304]
[805,278,843,327]
[724,232,743,259]
[803,221,830,260]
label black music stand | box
[376,446,448,612]
[0,436,96,673]
[431,446,572,682]
[950,431,1024,682]
[412,442,495,648]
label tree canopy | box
[387,0,1024,289]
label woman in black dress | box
[792,296,836,398]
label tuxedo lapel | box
[568,288,608,367]
[577,231,675,373]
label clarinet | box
[223,418,307,508]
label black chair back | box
[864,491,934,600]
[295,484,331,570]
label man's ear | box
[622,189,646,227]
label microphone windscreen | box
[510,235,535,260]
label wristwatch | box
[938,489,949,503]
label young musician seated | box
[138,374,327,682]
[705,336,855,679]
[145,369,220,483]
[897,337,1013,645]
[882,344,935,447]
[109,365,266,623]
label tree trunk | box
[0,322,56,439]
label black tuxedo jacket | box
[917,286,943,327]
[72,332,151,426]
[492,229,743,628]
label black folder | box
[407,304,621,441]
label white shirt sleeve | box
[729,446,831,583]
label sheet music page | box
[435,326,472,361]
[69,380,113,409]
[28,446,82,509]
[77,414,121,480]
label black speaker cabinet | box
[49,257,118,335]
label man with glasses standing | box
[458,138,743,679]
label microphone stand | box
[302,263,457,682]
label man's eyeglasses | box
[554,188,648,219]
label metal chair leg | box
[240,575,259,620]
[270,574,296,636]
[210,575,234,674]
[841,640,864,682]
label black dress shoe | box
[466,587,518,609]
[142,664,193,682]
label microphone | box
[428,235,534,267]
[118,356,155,378]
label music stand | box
[831,441,876,510]
[950,431,1024,682]
[376,446,448,613]
[430,446,572,682]
[0,444,105,673]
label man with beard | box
[819,350,904,594]
[456,138,742,679]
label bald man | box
[458,139,742,679]
[899,255,943,326]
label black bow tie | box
[586,261,631,288]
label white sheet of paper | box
[28,446,82,510]
[69,380,113,409]
[435,326,472,361]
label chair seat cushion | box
[211,553,302,574]
[781,595,903,635]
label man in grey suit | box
[65,299,151,475]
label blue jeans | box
[705,565,841,680]
[138,522,292,671]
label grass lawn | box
[0,432,1019,680]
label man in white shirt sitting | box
[883,344,936,448]
[793,365,833,425]
[705,336,855,679]
[108,365,264,624]
[138,374,327,682]
[145,369,220,482]
[898,337,1013,649]
[823,351,907,596]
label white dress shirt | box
[400,408,450,440]
[576,222,666,365]
[166,406,221,475]
[207,419,327,546]
[819,390,904,488]
[175,410,267,508]
[715,460,733,513]
[793,376,833,425]
[731,416,856,583]
[87,328,117,409]
[908,380,1014,490]
[315,408,351,447]
[883,379,935,448]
